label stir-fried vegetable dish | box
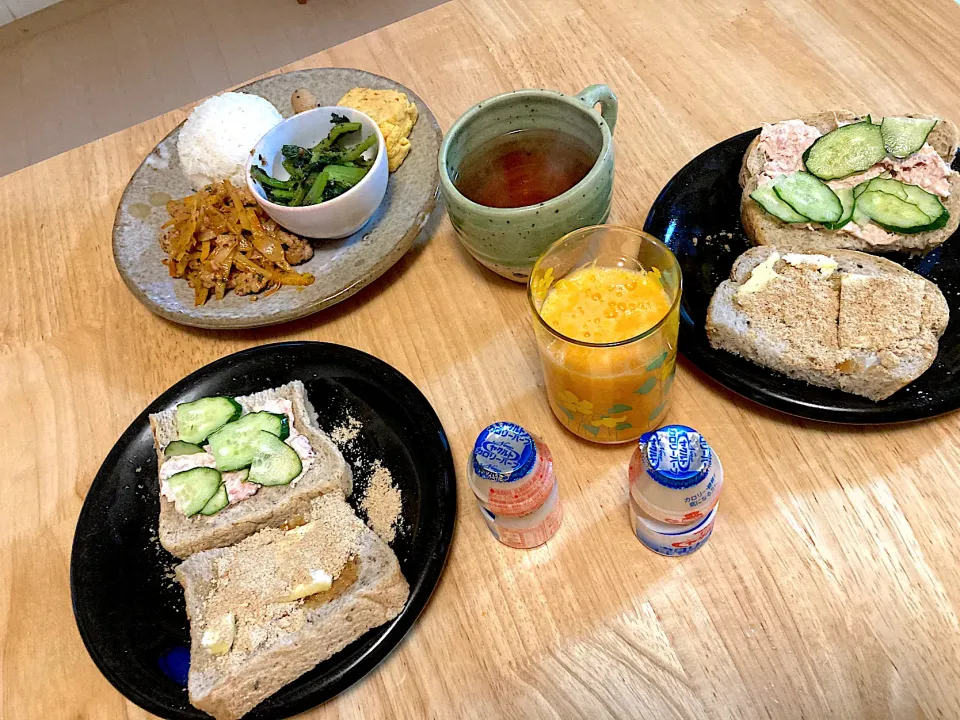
[250,113,376,207]
[160,180,315,306]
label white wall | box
[1,0,63,26]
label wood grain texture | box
[3,0,960,718]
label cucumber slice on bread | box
[177,397,242,444]
[823,187,855,230]
[208,411,291,471]
[199,484,230,516]
[881,116,937,158]
[167,467,222,517]
[773,171,843,223]
[750,185,809,223]
[854,177,907,200]
[851,179,948,232]
[902,184,947,224]
[247,431,303,486]
[164,440,205,457]
[803,121,886,180]
[856,190,942,233]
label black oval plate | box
[644,129,960,424]
[70,342,456,718]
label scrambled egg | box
[338,88,418,172]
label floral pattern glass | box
[528,226,681,444]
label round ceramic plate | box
[644,129,960,424]
[70,342,456,719]
[113,69,441,329]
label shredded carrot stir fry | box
[160,180,315,306]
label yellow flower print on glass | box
[530,266,554,304]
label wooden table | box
[4,0,960,717]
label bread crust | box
[150,381,353,558]
[740,110,960,254]
[706,246,949,400]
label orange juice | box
[539,265,671,344]
[535,264,678,443]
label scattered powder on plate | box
[331,415,362,446]
[360,461,402,544]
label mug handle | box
[576,84,618,134]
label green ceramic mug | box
[438,85,618,281]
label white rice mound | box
[177,92,283,190]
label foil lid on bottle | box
[639,424,714,490]
[472,422,537,483]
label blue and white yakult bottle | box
[628,424,723,525]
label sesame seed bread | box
[150,381,353,558]
[176,494,409,720]
[706,246,949,401]
[740,110,960,254]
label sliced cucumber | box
[852,202,871,227]
[803,122,886,180]
[856,190,938,233]
[199,484,229,516]
[164,440,205,457]
[167,467,222,517]
[880,116,937,158]
[902,183,947,222]
[750,185,809,223]
[176,397,242,444]
[247,431,303,486]
[854,177,906,200]
[774,172,843,224]
[208,412,290,471]
[824,187,855,230]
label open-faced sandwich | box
[740,110,959,253]
[707,246,949,400]
[149,381,353,558]
[177,493,409,720]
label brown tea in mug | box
[454,128,598,208]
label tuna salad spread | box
[159,395,317,518]
[751,115,955,246]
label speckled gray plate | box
[113,68,441,329]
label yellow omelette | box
[337,88,418,172]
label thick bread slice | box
[177,495,409,720]
[706,246,949,400]
[740,110,960,254]
[150,381,353,558]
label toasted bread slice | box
[740,110,960,254]
[150,381,353,558]
[706,246,948,400]
[176,494,409,720]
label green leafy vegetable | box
[252,116,375,206]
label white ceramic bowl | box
[246,106,388,239]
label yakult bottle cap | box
[472,422,537,483]
[640,425,714,490]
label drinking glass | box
[527,225,681,444]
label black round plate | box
[644,129,960,424]
[70,342,456,718]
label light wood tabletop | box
[4,0,960,717]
